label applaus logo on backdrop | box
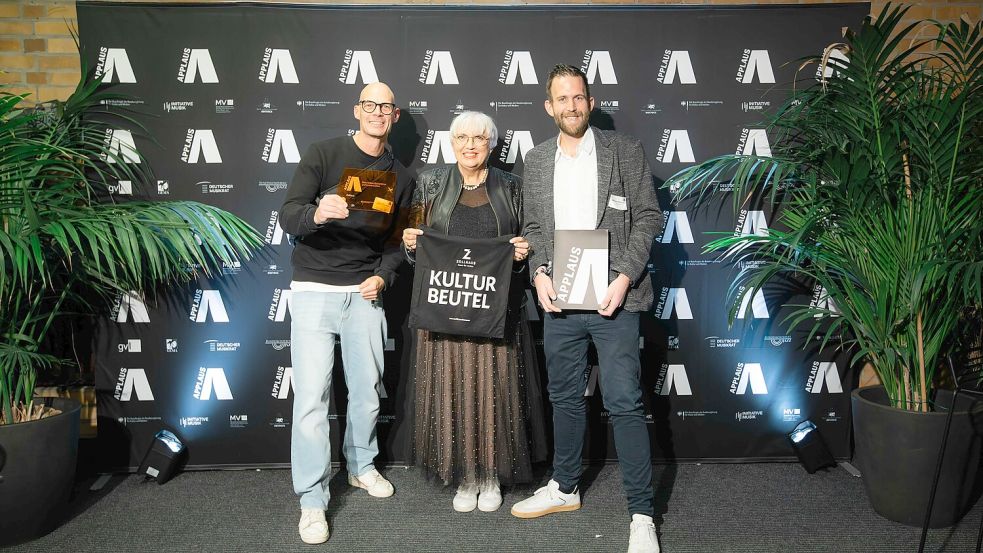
[736,49,775,83]
[736,287,769,319]
[181,129,222,163]
[189,289,229,323]
[500,51,537,84]
[656,364,693,396]
[655,287,693,320]
[271,366,293,400]
[419,50,459,84]
[420,130,456,164]
[115,368,154,401]
[807,361,843,393]
[810,284,840,317]
[658,50,696,84]
[177,48,219,83]
[96,47,136,83]
[735,210,769,237]
[262,129,300,163]
[102,129,140,164]
[730,362,768,395]
[193,367,233,400]
[658,211,694,243]
[581,50,617,84]
[258,48,299,83]
[264,211,285,245]
[657,130,695,163]
[339,49,378,84]
[498,130,534,164]
[268,288,293,322]
[737,128,772,157]
[113,290,150,323]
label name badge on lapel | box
[608,195,627,211]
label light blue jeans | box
[290,291,386,509]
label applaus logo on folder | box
[552,229,609,310]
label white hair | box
[449,111,499,150]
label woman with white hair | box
[402,111,546,512]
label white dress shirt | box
[553,128,598,231]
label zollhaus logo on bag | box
[193,367,233,400]
[500,51,537,84]
[581,50,617,84]
[419,50,459,84]
[339,49,378,84]
[96,47,136,83]
[114,368,154,401]
[258,48,299,83]
[736,49,775,83]
[177,48,219,83]
[498,130,534,164]
[262,129,301,163]
[656,363,693,396]
[657,129,695,163]
[658,50,696,84]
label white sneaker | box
[477,478,503,512]
[627,514,660,553]
[298,508,329,545]
[510,479,581,519]
[348,468,394,498]
[453,483,479,512]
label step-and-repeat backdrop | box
[80,2,869,469]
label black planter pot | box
[852,385,983,527]
[0,397,81,546]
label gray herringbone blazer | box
[521,127,662,312]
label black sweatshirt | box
[278,136,415,287]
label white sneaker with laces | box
[348,468,395,498]
[510,479,581,519]
[627,513,660,553]
[298,508,329,545]
[453,483,479,512]
[477,478,502,512]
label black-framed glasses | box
[358,100,396,115]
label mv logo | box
[807,361,843,394]
[659,211,694,244]
[582,50,617,84]
[193,367,233,400]
[95,47,136,83]
[810,285,840,317]
[657,130,695,164]
[737,129,772,157]
[262,129,301,163]
[656,364,693,396]
[268,288,293,322]
[265,211,284,245]
[177,48,219,83]
[339,50,378,84]
[730,362,768,395]
[181,129,222,164]
[499,130,534,164]
[736,49,775,84]
[737,288,769,319]
[736,210,769,237]
[554,249,607,306]
[113,291,150,323]
[420,50,459,85]
[114,368,154,401]
[272,366,293,400]
[500,51,537,84]
[102,129,140,164]
[422,130,456,164]
[658,50,696,85]
[656,288,694,320]
[189,289,229,323]
[259,48,299,83]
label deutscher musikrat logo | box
[658,50,696,84]
[198,181,234,195]
[258,48,299,83]
[102,129,140,164]
[655,363,693,396]
[339,49,378,84]
[264,211,285,245]
[736,128,772,157]
[271,366,294,399]
[118,339,141,353]
[658,211,694,244]
[420,130,456,164]
[810,284,840,317]
[181,129,222,164]
[189,289,230,323]
[177,48,219,83]
[657,129,695,163]
[96,47,136,83]
[419,50,459,84]
[734,210,769,237]
[499,50,538,84]
[498,130,534,164]
[262,129,301,163]
[204,339,240,352]
[268,288,293,322]
[736,287,770,319]
[112,290,150,323]
[730,362,768,395]
[736,49,775,84]
[193,367,233,400]
[654,287,693,320]
[807,361,843,394]
[706,336,741,349]
[114,368,154,401]
[581,50,617,84]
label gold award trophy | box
[337,168,397,214]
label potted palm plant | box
[665,4,982,527]
[0,71,263,545]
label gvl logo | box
[735,210,769,237]
[730,362,768,395]
[807,361,843,393]
[268,288,293,322]
[109,180,133,195]
[655,287,694,320]
[113,291,150,323]
[259,48,299,83]
[262,129,300,163]
[498,130,534,164]
[500,51,537,84]
[271,366,294,399]
[193,367,233,400]
[339,49,378,84]
[656,364,693,396]
[736,49,775,84]
[177,48,219,83]
[658,50,696,84]
[581,50,617,84]
[659,211,694,243]
[737,287,769,319]
[420,130,456,164]
[657,130,695,163]
[102,129,140,164]
[419,50,459,84]
[118,339,142,353]
[114,368,154,401]
[189,289,229,323]
[96,47,136,83]
[181,129,222,164]
[737,128,772,157]
[265,211,284,245]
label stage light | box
[787,420,836,474]
[137,430,186,484]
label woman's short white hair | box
[449,111,499,150]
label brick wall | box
[1,0,980,103]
